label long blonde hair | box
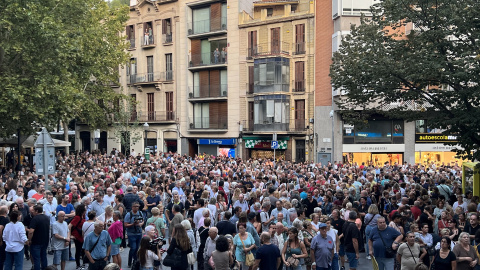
[173,224,190,251]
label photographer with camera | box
[137,236,164,270]
[125,201,144,268]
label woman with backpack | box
[69,204,86,269]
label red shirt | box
[70,216,85,242]
[32,193,44,201]
[411,206,422,220]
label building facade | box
[238,0,315,162]
[76,0,180,155]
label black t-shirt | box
[418,213,434,233]
[301,198,318,218]
[217,220,237,236]
[464,223,480,238]
[0,216,9,243]
[30,214,51,245]
[166,201,184,220]
[193,190,203,202]
[432,250,456,270]
[342,221,360,253]
[256,243,280,270]
[331,218,345,243]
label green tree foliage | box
[0,0,129,137]
[108,0,130,9]
[331,0,480,161]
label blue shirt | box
[146,195,161,212]
[368,227,401,258]
[255,243,280,270]
[124,211,143,235]
[56,204,74,215]
[82,230,112,260]
[311,234,334,268]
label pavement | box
[24,245,375,270]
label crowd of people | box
[0,149,478,270]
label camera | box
[149,236,165,251]
[134,216,144,223]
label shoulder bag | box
[406,243,418,265]
[240,236,255,266]
[163,247,183,268]
[286,245,300,267]
[378,229,396,258]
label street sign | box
[144,147,150,161]
[271,141,279,149]
[34,128,56,179]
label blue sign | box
[271,141,279,149]
[198,139,237,145]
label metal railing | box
[141,34,155,46]
[127,71,173,84]
[189,115,228,129]
[189,52,227,67]
[188,84,227,98]
[294,81,305,92]
[187,17,227,35]
[163,33,172,43]
[254,83,290,93]
[294,41,306,55]
[294,119,305,131]
[128,38,135,49]
[130,111,175,122]
[253,41,290,57]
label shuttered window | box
[295,24,305,54]
[147,93,154,121]
[271,28,280,54]
[295,61,305,92]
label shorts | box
[338,244,345,256]
[345,252,358,268]
[111,244,120,256]
[53,248,68,265]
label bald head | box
[0,206,8,216]
[276,222,284,233]
[260,232,271,243]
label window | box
[166,92,173,120]
[247,31,257,58]
[341,0,379,16]
[291,5,297,13]
[343,119,404,144]
[193,103,209,128]
[266,8,273,17]
[253,57,290,93]
[248,66,254,94]
[147,56,154,82]
[271,28,280,54]
[253,95,290,131]
[162,19,172,43]
[126,58,136,84]
[147,93,155,121]
[295,100,305,130]
[143,21,154,45]
[165,54,172,80]
[126,25,135,48]
[193,7,210,34]
[130,94,137,121]
[295,24,305,54]
[294,61,305,92]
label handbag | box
[378,230,396,258]
[208,255,215,269]
[163,247,183,268]
[187,251,196,265]
[240,236,255,266]
[286,246,300,267]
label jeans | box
[376,257,394,270]
[128,234,142,264]
[31,244,48,270]
[316,267,332,270]
[365,226,373,255]
[5,248,24,270]
[331,253,339,270]
[0,242,6,270]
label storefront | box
[244,138,288,160]
[414,133,465,165]
[197,139,237,157]
[342,144,405,165]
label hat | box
[318,223,327,229]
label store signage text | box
[415,134,457,143]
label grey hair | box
[261,201,270,209]
[292,219,303,230]
[313,207,322,214]
[113,211,122,219]
[172,190,179,195]
[181,219,192,230]
[202,209,210,217]
[94,220,104,227]
[81,196,90,204]
[209,198,217,204]
[28,198,37,205]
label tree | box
[0,0,129,141]
[111,99,143,155]
[331,0,480,161]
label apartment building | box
[238,0,315,162]
[315,0,463,166]
[175,0,249,157]
[76,0,180,154]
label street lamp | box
[143,122,150,163]
[143,122,149,152]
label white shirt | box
[43,201,58,224]
[3,222,27,252]
[233,200,249,212]
[326,228,338,253]
[103,194,115,206]
[27,190,37,199]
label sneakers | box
[366,255,371,260]
[70,257,76,261]
[340,267,345,270]
[48,250,54,255]
[120,247,124,253]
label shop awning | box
[0,135,71,148]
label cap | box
[318,223,327,229]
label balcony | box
[294,119,305,131]
[188,85,228,99]
[248,42,290,58]
[189,52,227,68]
[127,71,174,85]
[241,120,306,133]
[254,83,289,93]
[293,42,306,55]
[189,116,228,130]
[128,39,135,50]
[130,111,176,122]
[163,33,172,44]
[141,35,155,48]
[254,123,289,132]
[187,18,227,37]
[293,81,305,92]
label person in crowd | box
[364,204,382,260]
[170,204,184,238]
[432,236,457,270]
[0,205,9,270]
[108,211,123,269]
[52,211,70,270]
[343,211,360,270]
[368,217,403,270]
[28,205,50,270]
[453,232,478,270]
[83,220,112,270]
[203,227,219,270]
[217,211,236,236]
[125,201,144,268]
[137,236,163,270]
[3,210,27,270]
[233,222,257,270]
[281,227,308,270]
[397,231,427,270]
[166,224,192,270]
[310,223,334,270]
[83,211,97,239]
[211,235,233,270]
[147,207,166,238]
[254,232,281,270]
[91,191,108,217]
[302,220,316,270]
[197,217,211,270]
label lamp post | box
[94,129,100,151]
[143,122,150,162]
